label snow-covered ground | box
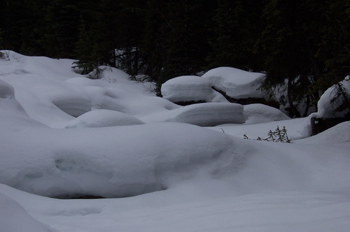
[0,51,350,232]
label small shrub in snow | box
[244,126,291,143]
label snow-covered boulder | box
[244,104,290,124]
[309,77,350,135]
[66,109,144,128]
[316,77,350,119]
[202,67,266,100]
[161,75,228,104]
[142,102,245,126]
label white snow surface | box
[0,192,58,232]
[201,67,266,99]
[244,103,290,124]
[161,75,228,103]
[141,102,245,126]
[65,109,144,128]
[316,76,350,118]
[1,51,350,232]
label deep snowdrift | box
[0,192,58,232]
[1,51,350,232]
[201,67,266,99]
[161,75,228,103]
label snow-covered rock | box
[141,102,245,126]
[166,103,244,126]
[0,79,14,99]
[202,67,266,99]
[316,77,350,118]
[66,109,144,128]
[244,104,290,124]
[161,75,228,103]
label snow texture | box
[1,50,350,232]
[161,75,228,103]
[244,104,290,124]
[201,67,266,99]
[0,192,58,232]
[65,109,144,128]
[316,76,350,118]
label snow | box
[1,51,350,232]
[141,102,245,126]
[65,109,144,128]
[161,75,228,103]
[201,67,266,99]
[0,192,58,232]
[316,76,350,118]
[296,120,350,144]
[243,103,290,124]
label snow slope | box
[0,51,350,232]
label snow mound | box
[161,75,228,103]
[297,121,350,144]
[202,67,266,99]
[66,109,144,128]
[0,123,243,198]
[316,77,350,118]
[0,92,47,128]
[141,103,245,126]
[166,103,244,126]
[1,72,91,127]
[244,104,290,124]
[0,79,14,99]
[0,193,58,232]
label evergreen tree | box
[143,0,216,92]
[0,0,28,51]
[257,0,321,117]
[40,0,81,58]
[207,0,266,71]
[316,0,350,86]
[73,16,96,75]
[315,0,350,116]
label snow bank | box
[316,77,350,118]
[0,193,57,232]
[0,63,91,127]
[212,117,312,141]
[0,90,47,128]
[244,104,290,124]
[297,121,350,144]
[2,51,350,232]
[166,103,244,126]
[202,67,266,99]
[161,75,228,103]
[65,109,144,128]
[0,122,243,198]
[141,102,245,126]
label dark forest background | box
[1,0,350,117]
